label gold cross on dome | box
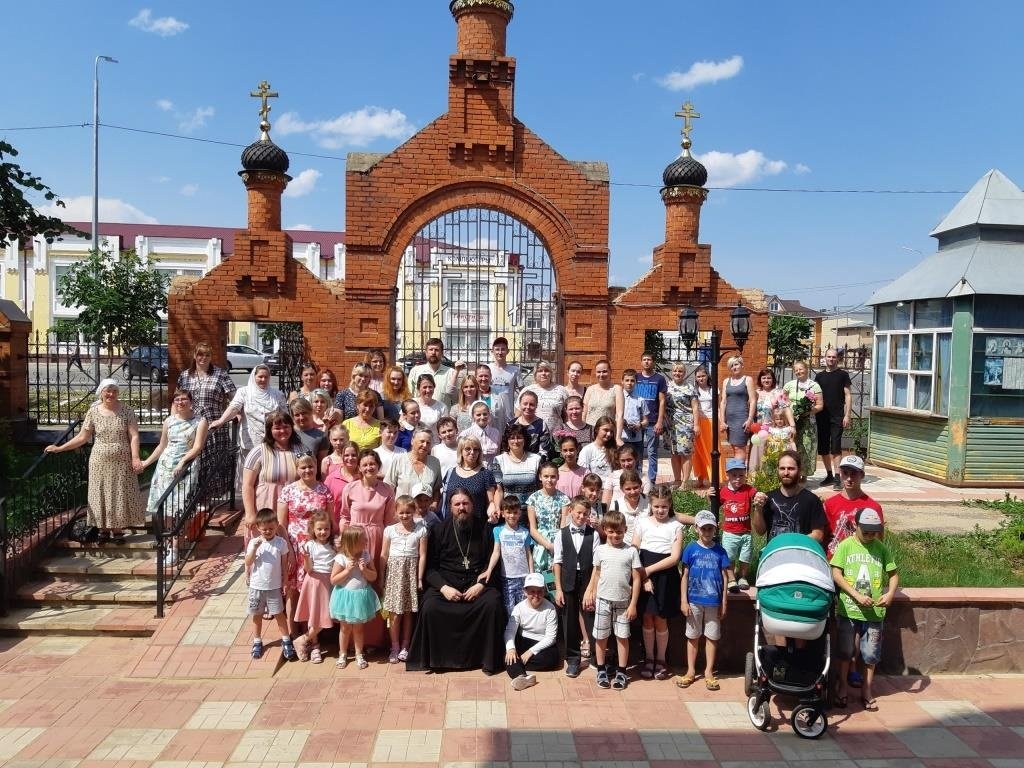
[674,101,701,144]
[249,79,278,124]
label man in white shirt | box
[408,337,463,407]
[487,336,521,423]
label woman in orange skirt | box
[691,366,715,488]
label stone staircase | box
[0,509,241,636]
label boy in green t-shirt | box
[829,507,898,711]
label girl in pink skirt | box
[294,510,336,663]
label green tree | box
[52,249,170,362]
[644,329,671,373]
[768,314,813,372]
[1,140,82,243]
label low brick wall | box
[658,588,1024,675]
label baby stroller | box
[744,533,835,738]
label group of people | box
[49,337,890,708]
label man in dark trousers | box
[553,497,598,678]
[815,349,852,489]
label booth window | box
[873,300,952,415]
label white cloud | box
[696,149,787,188]
[156,98,174,112]
[129,9,188,37]
[657,55,743,91]
[288,223,314,231]
[794,163,812,175]
[276,107,415,149]
[178,106,214,133]
[283,169,322,198]
[38,196,158,224]
[152,175,170,184]
[180,183,199,197]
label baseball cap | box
[413,482,433,498]
[523,573,545,590]
[725,458,747,473]
[856,507,884,532]
[694,510,718,529]
[839,455,865,472]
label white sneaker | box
[164,546,178,566]
[738,577,750,590]
[511,673,537,691]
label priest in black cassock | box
[406,488,505,673]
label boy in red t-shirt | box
[824,455,884,557]
[719,458,760,591]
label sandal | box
[704,675,720,691]
[675,673,696,688]
[356,654,368,670]
[861,697,879,711]
[398,648,409,662]
[654,663,670,681]
[251,639,263,659]
[310,646,323,664]
[580,640,590,660]
[297,640,310,662]
[640,660,656,679]
[336,654,348,669]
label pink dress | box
[322,459,354,530]
[278,481,333,589]
[339,480,395,570]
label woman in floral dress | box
[277,453,333,631]
[782,360,824,479]
[748,368,792,473]
[143,389,209,525]
[46,379,145,541]
[663,362,699,489]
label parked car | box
[225,344,269,372]
[126,345,169,382]
[263,350,282,374]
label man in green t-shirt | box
[829,507,898,712]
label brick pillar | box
[662,187,707,248]
[242,172,287,232]
[451,0,513,57]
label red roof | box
[66,222,346,257]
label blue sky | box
[5,1,1024,312]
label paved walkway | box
[0,529,1022,768]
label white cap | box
[523,573,545,590]
[839,455,865,472]
[694,510,718,529]
[413,482,433,498]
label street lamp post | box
[91,54,117,384]
[678,302,751,518]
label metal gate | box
[271,322,307,395]
[396,207,560,372]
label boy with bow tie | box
[553,496,598,678]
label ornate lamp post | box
[677,302,751,517]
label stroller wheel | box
[791,704,828,739]
[744,651,755,697]
[747,693,770,731]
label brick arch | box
[378,178,577,289]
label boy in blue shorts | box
[481,497,535,614]
[830,507,898,711]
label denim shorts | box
[721,531,753,565]
[837,616,883,666]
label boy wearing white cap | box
[677,510,732,692]
[412,483,441,530]
[824,454,884,557]
[504,572,560,690]
[830,507,898,711]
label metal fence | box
[0,419,89,615]
[27,332,170,426]
[153,422,238,617]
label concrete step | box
[56,531,157,559]
[0,605,157,636]
[18,577,163,606]
[38,555,202,580]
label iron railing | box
[27,332,171,426]
[153,422,237,617]
[0,419,89,615]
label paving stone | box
[445,700,508,729]
[186,702,262,730]
[509,731,578,762]
[685,701,754,729]
[228,729,309,763]
[768,729,848,760]
[892,726,978,758]
[371,729,442,762]
[916,699,1001,726]
[636,729,711,761]
[0,729,48,761]
[87,727,178,760]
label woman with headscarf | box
[210,364,286,486]
[46,379,146,542]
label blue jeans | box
[643,425,659,486]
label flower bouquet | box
[789,387,818,421]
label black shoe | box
[832,476,842,489]
[818,475,835,487]
[565,660,581,678]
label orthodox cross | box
[674,101,701,145]
[250,80,279,139]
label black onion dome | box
[241,139,290,174]
[662,152,707,188]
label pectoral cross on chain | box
[463,556,470,570]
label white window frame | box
[873,300,952,415]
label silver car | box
[225,344,267,372]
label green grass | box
[670,490,1024,588]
